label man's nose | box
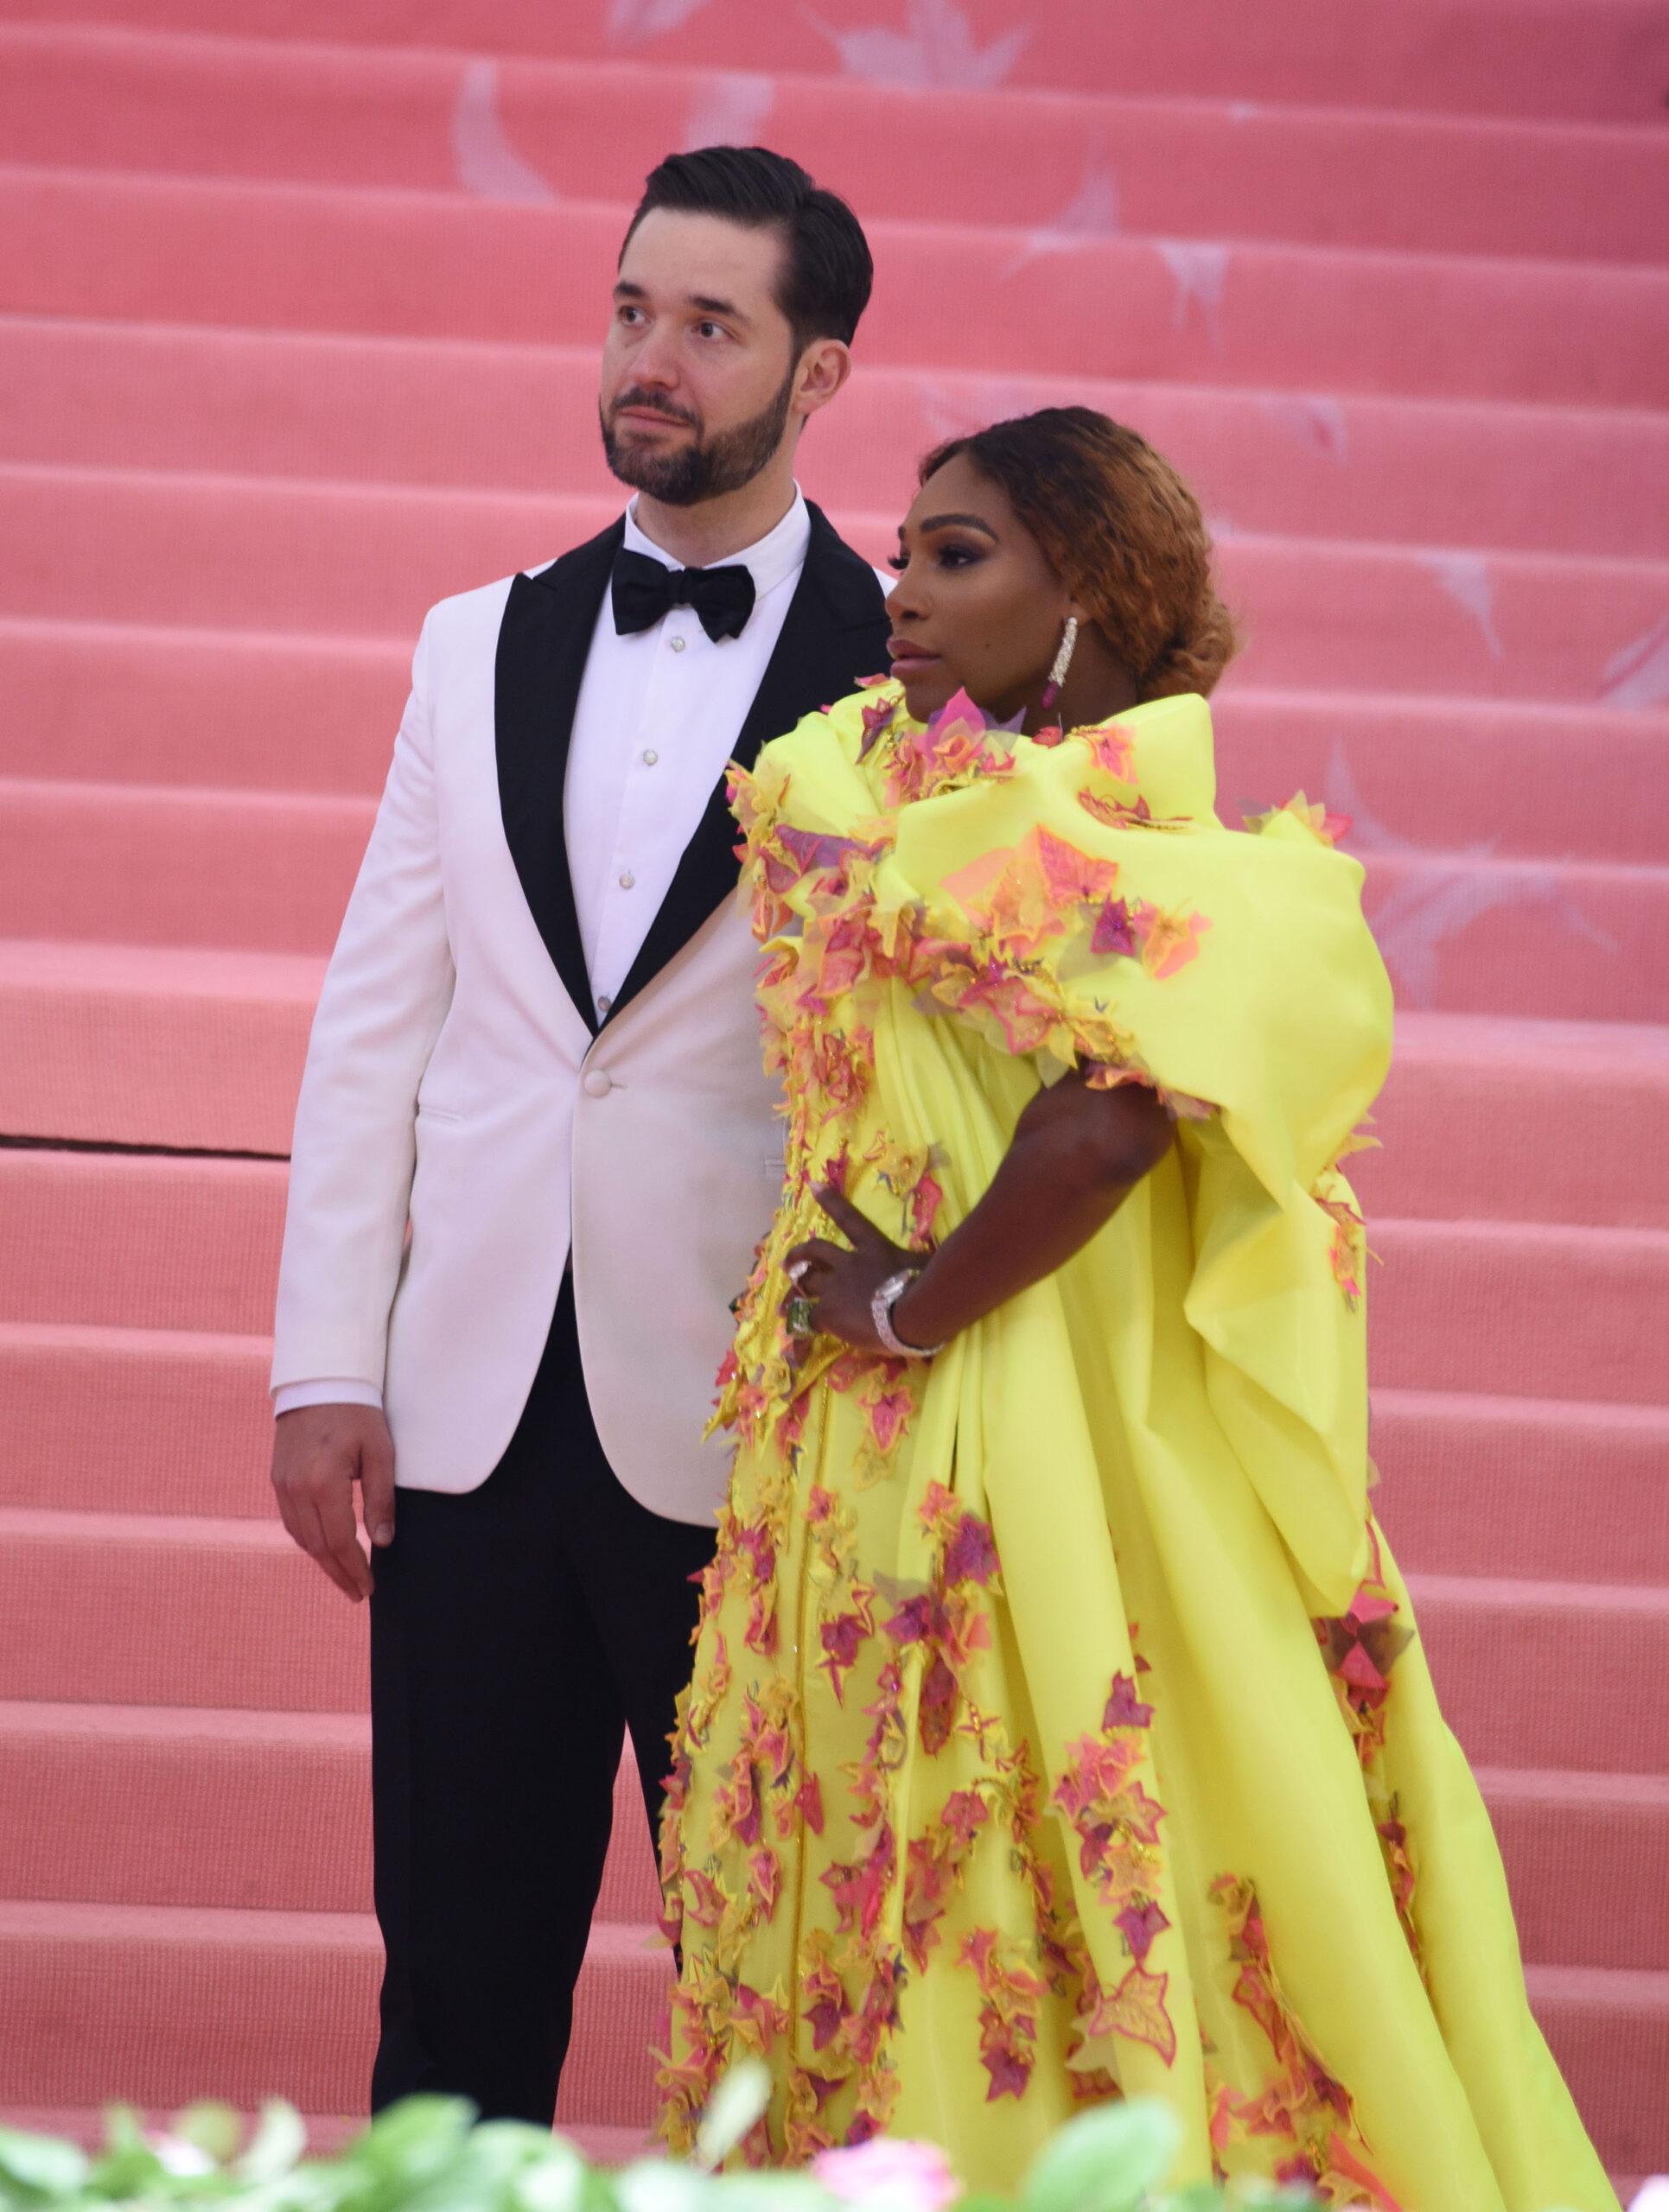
[630,328,679,389]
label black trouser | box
[367,1274,717,2123]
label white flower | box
[148,2136,217,2177]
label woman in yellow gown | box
[656,408,1615,2211]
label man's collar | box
[621,486,811,600]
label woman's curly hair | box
[919,405,1239,700]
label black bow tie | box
[610,547,756,645]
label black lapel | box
[605,501,892,1024]
[494,519,624,1034]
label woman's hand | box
[782,1188,924,1356]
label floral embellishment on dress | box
[958,1926,1052,2101]
[1244,791,1353,848]
[857,694,898,760]
[1311,1522,1414,1770]
[880,687,1019,808]
[882,1484,1003,1756]
[1208,1874,1401,2209]
[1310,1522,1424,1972]
[1052,1668,1175,2069]
[1312,1170,1372,1310]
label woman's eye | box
[937,542,982,568]
[888,553,909,573]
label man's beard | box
[600,365,796,507]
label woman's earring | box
[1040,615,1080,712]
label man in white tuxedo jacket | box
[270,147,891,2123]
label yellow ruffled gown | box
[655,684,1616,2212]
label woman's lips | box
[888,640,940,675]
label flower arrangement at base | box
[0,2069,1625,2212]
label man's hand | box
[271,1402,397,1602]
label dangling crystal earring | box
[1040,615,1080,712]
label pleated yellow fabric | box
[656,686,1616,2212]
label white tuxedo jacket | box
[272,507,891,1522]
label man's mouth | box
[615,404,694,430]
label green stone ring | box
[786,1295,818,1338]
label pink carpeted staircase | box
[1,0,1666,2186]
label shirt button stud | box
[619,869,635,889]
[670,635,687,653]
[583,1067,613,1098]
[596,995,613,1015]
[643,749,659,766]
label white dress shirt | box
[564,488,812,1017]
[274,491,816,1421]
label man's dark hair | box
[621,146,873,353]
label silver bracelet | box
[871,1267,947,1360]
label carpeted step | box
[1411,1574,1669,1775]
[5,171,1666,408]
[1526,1966,1669,2180]
[0,1151,287,1338]
[4,618,1663,872]
[6,779,1666,1022]
[0,939,315,1154]
[0,1702,657,1926]
[1,1503,1662,1772]
[1367,1218,1669,1406]
[0,1323,273,1518]
[0,1893,1656,2167]
[1372,1390,1669,1589]
[1353,1015,1669,1230]
[0,616,403,795]
[8,320,1667,563]
[1469,1768,1669,1974]
[0,0,1659,125]
[5,464,1666,707]
[0,1898,666,2128]
[4,28,1666,268]
[3,1152,1665,1401]
[3,1698,1662,1973]
[0,1509,369,1714]
[6,946,1664,1229]
[3,1323,1656,1588]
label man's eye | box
[617,305,643,326]
[694,321,728,340]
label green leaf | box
[691,2063,772,2171]
[612,2162,712,2212]
[172,2107,245,2170]
[87,2106,171,2198]
[234,2107,309,2186]
[0,2127,90,2202]
[506,2139,594,2212]
[1022,2099,1182,2212]
[685,2177,829,2212]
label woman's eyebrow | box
[914,512,999,538]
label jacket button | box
[583,1068,613,1098]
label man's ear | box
[794,338,854,422]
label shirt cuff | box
[272,1378,385,1418]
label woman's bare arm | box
[787,1073,1174,1355]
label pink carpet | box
[0,0,1665,2187]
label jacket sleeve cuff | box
[272,1378,385,1418]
